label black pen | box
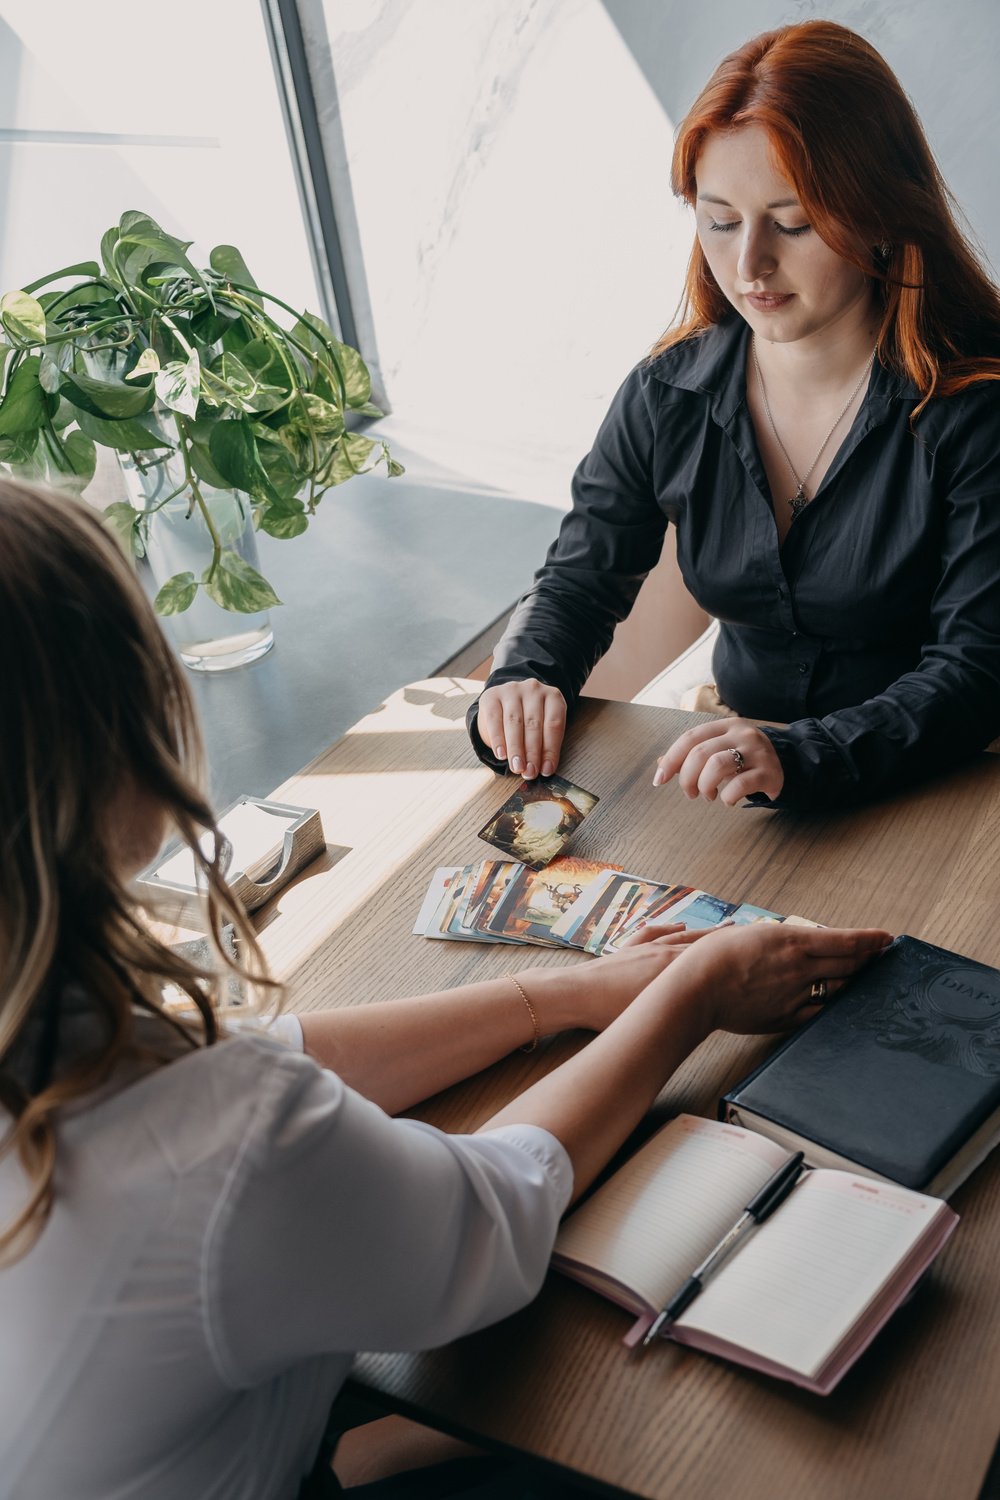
[641,1150,806,1348]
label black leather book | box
[720,935,1000,1198]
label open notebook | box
[552,1115,957,1395]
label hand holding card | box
[477,774,599,870]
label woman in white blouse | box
[0,481,888,1500]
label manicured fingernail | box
[541,760,554,777]
[494,745,505,759]
[652,768,666,787]
[524,762,537,779]
[511,756,522,774]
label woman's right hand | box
[477,680,567,779]
[657,921,892,1035]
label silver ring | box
[810,979,828,1002]
[727,747,746,775]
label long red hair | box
[654,20,1000,407]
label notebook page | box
[553,1116,788,1312]
[677,1170,941,1376]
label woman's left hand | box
[652,718,785,805]
[550,924,715,1032]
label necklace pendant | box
[788,486,808,518]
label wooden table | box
[256,678,1000,1500]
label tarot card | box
[599,882,699,952]
[446,860,521,943]
[468,860,523,936]
[548,869,628,948]
[412,866,462,936]
[549,871,648,953]
[669,890,739,930]
[584,878,671,955]
[728,901,783,926]
[782,913,824,927]
[477,774,599,871]
[614,884,699,942]
[485,856,623,946]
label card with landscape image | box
[477,774,599,871]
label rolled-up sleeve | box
[207,1047,573,1386]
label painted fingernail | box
[652,768,666,787]
[494,745,506,759]
[524,762,537,779]
[541,760,554,777]
[511,756,522,774]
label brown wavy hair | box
[0,480,277,1263]
[654,20,1000,409]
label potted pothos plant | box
[0,209,401,627]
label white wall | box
[320,0,694,503]
[0,2,320,329]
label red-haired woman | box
[469,20,1000,812]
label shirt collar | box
[648,314,919,424]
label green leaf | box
[23,260,100,295]
[61,429,97,487]
[188,433,233,491]
[63,367,155,419]
[356,402,385,418]
[208,415,275,499]
[153,571,199,615]
[125,347,160,380]
[200,351,284,414]
[253,431,303,500]
[74,408,169,452]
[257,491,308,539]
[38,354,63,395]
[202,550,280,612]
[154,351,200,417]
[0,356,57,436]
[240,338,293,395]
[0,289,46,346]
[0,430,39,463]
[113,211,210,298]
[189,300,242,345]
[209,244,262,305]
[103,499,142,557]
[293,311,372,409]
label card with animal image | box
[477,774,599,871]
[484,856,624,946]
[548,870,653,952]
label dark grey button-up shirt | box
[470,316,1000,809]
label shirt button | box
[798,662,809,674]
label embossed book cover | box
[721,935,1000,1197]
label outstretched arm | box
[298,927,705,1114]
[485,922,890,1201]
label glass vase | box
[122,454,274,672]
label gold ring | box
[728,747,745,775]
[810,979,828,1002]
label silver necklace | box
[752,336,876,517]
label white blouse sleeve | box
[206,1040,573,1387]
